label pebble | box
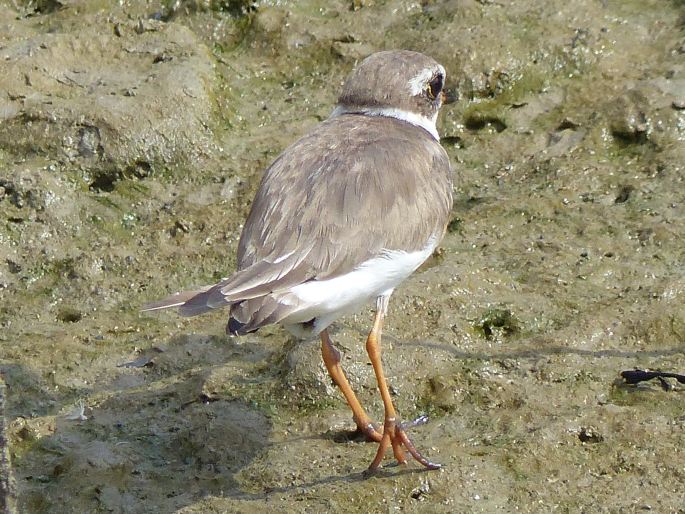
[578,426,604,443]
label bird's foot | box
[353,416,383,443]
[399,414,430,430]
[367,415,440,471]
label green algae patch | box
[474,307,520,340]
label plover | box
[144,50,453,471]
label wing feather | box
[144,114,453,329]
[236,115,452,282]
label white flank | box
[330,105,439,141]
[285,235,439,334]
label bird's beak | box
[441,88,459,105]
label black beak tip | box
[441,88,459,105]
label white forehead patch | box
[408,64,446,96]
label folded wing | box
[142,115,453,333]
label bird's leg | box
[320,329,382,442]
[366,296,441,471]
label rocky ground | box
[1,0,684,512]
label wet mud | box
[1,0,684,512]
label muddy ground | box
[1,0,684,512]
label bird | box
[143,50,453,471]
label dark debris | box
[620,369,685,386]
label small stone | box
[614,185,634,204]
[578,426,604,443]
[171,220,190,236]
[607,91,651,143]
[672,99,685,110]
[546,128,586,157]
[410,480,430,501]
[351,0,374,10]
[557,117,581,130]
[331,41,375,61]
[153,53,173,64]
[6,260,21,274]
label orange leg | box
[366,295,441,471]
[320,329,382,442]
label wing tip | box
[141,289,211,314]
[141,294,187,312]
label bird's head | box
[332,50,448,140]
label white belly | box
[282,235,438,335]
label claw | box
[367,415,440,471]
[396,426,441,470]
[355,420,383,443]
[399,414,430,430]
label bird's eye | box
[427,73,444,99]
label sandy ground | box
[1,0,684,512]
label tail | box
[143,285,304,335]
[143,287,259,335]
[141,286,216,316]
